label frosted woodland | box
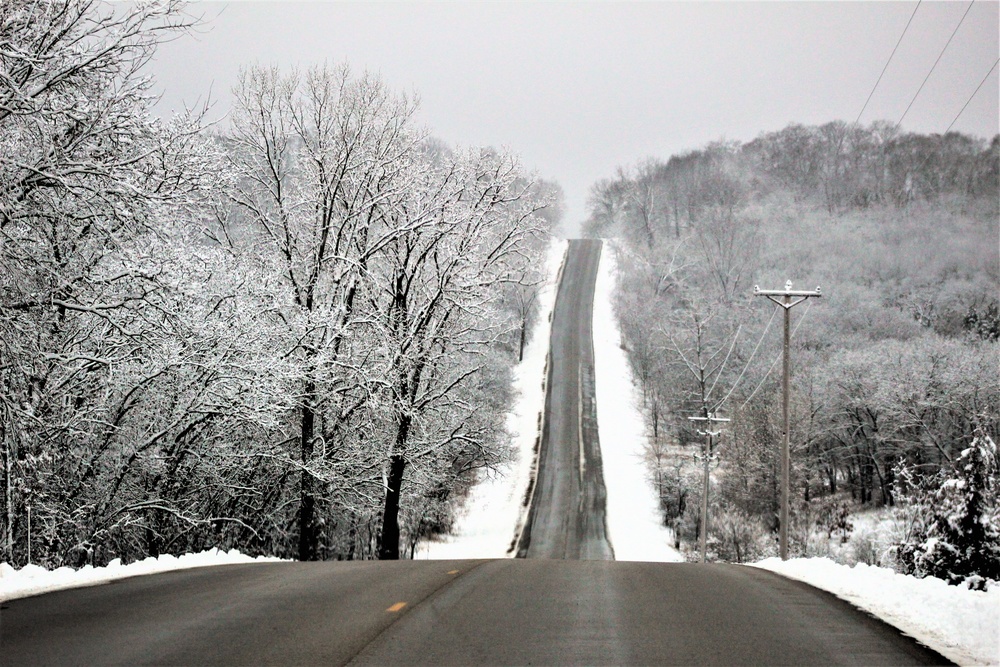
[1,1,997,595]
[0,1,559,565]
[585,129,999,588]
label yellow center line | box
[386,601,407,613]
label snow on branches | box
[895,428,1000,590]
[1,4,554,567]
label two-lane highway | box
[1,559,949,665]
[516,239,613,559]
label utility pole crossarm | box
[754,285,822,310]
[753,286,822,297]
[690,416,728,439]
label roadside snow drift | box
[594,242,684,562]
[755,557,1000,666]
[0,549,283,602]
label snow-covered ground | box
[594,242,684,562]
[755,557,1000,666]
[0,549,284,603]
[416,238,568,559]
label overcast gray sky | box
[148,1,1000,234]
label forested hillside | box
[0,1,557,567]
[586,121,999,575]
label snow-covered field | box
[0,549,283,603]
[755,557,1000,666]
[594,242,684,562]
[416,238,568,559]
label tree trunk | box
[146,525,160,558]
[378,453,407,560]
[872,458,888,506]
[298,382,318,561]
[2,421,12,562]
[518,318,526,362]
[859,456,872,505]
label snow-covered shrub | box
[894,431,1000,590]
[819,503,854,543]
[710,506,774,563]
[850,527,882,566]
[801,500,855,559]
[801,504,914,567]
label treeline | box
[0,1,557,567]
[587,121,998,245]
[586,120,999,562]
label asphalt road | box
[516,238,613,559]
[0,559,949,665]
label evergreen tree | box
[896,427,1000,590]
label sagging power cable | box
[943,57,999,135]
[710,306,777,414]
[736,301,814,413]
[855,0,923,125]
[895,0,976,130]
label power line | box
[895,0,976,131]
[898,56,999,200]
[711,306,776,413]
[855,0,922,126]
[738,300,813,413]
[943,57,999,135]
[829,1,921,183]
[705,323,742,403]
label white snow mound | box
[1,549,283,602]
[754,556,1000,666]
[595,241,684,563]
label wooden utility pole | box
[754,282,821,560]
[688,413,729,563]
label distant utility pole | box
[754,281,822,561]
[688,412,729,563]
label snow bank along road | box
[515,238,613,559]
[1,559,949,665]
[0,240,953,666]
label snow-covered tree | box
[225,64,551,561]
[0,0,225,565]
[895,427,1000,589]
[224,62,425,560]
[369,146,548,559]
